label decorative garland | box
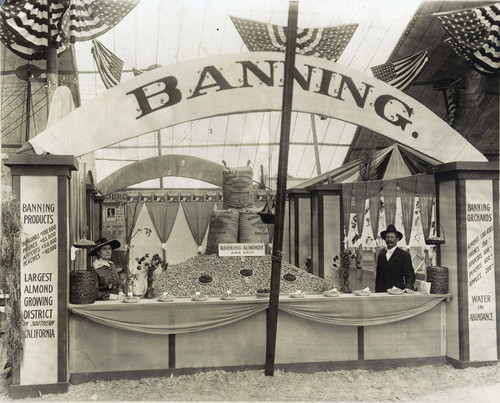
[1,195,26,370]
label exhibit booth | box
[4,50,499,398]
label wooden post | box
[265,0,298,377]
[310,114,322,175]
[5,154,78,398]
[25,67,31,142]
[46,0,58,110]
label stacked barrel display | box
[206,164,269,255]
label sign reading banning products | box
[29,52,486,163]
[465,180,497,361]
[219,243,266,256]
[19,176,58,385]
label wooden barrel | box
[426,266,448,294]
[70,270,97,304]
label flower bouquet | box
[135,253,169,298]
[333,249,355,293]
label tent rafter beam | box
[103,142,351,150]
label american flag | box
[437,3,500,76]
[371,50,429,90]
[230,16,358,61]
[0,0,139,60]
[91,39,123,89]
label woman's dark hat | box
[380,224,403,240]
[88,238,121,256]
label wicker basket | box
[70,270,97,304]
[427,266,448,294]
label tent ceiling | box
[296,143,440,189]
[72,0,430,188]
[346,1,499,164]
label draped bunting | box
[69,294,449,335]
[0,0,140,60]
[181,202,216,247]
[382,181,398,228]
[125,202,144,244]
[341,183,353,236]
[70,299,268,335]
[145,202,179,245]
[417,175,436,239]
[353,182,367,238]
[399,176,418,245]
[367,181,382,240]
[279,294,446,326]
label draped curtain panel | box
[399,176,418,245]
[70,299,268,335]
[416,175,436,239]
[181,202,216,247]
[146,202,179,244]
[382,180,398,228]
[267,224,274,243]
[353,182,368,238]
[279,295,445,326]
[341,183,353,236]
[69,294,448,335]
[367,181,382,240]
[125,202,144,244]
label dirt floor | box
[1,362,500,402]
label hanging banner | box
[19,176,59,385]
[465,180,496,361]
[28,52,486,163]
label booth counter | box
[69,293,450,382]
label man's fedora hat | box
[88,237,121,256]
[380,224,403,241]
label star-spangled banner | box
[370,50,429,90]
[91,39,123,89]
[0,0,140,60]
[230,16,358,61]
[437,2,500,76]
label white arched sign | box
[29,52,486,163]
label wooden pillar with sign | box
[5,154,78,398]
[434,161,499,368]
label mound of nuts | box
[153,255,334,297]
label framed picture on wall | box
[106,207,117,222]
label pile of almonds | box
[153,255,335,297]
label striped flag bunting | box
[91,39,124,89]
[437,2,500,76]
[230,16,358,61]
[371,50,429,90]
[443,84,460,127]
[0,0,139,60]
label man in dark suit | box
[375,224,415,293]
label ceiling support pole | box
[265,0,298,377]
[310,114,322,175]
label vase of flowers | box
[333,250,355,293]
[135,253,169,298]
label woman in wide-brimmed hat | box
[89,238,123,300]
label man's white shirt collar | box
[386,246,397,260]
